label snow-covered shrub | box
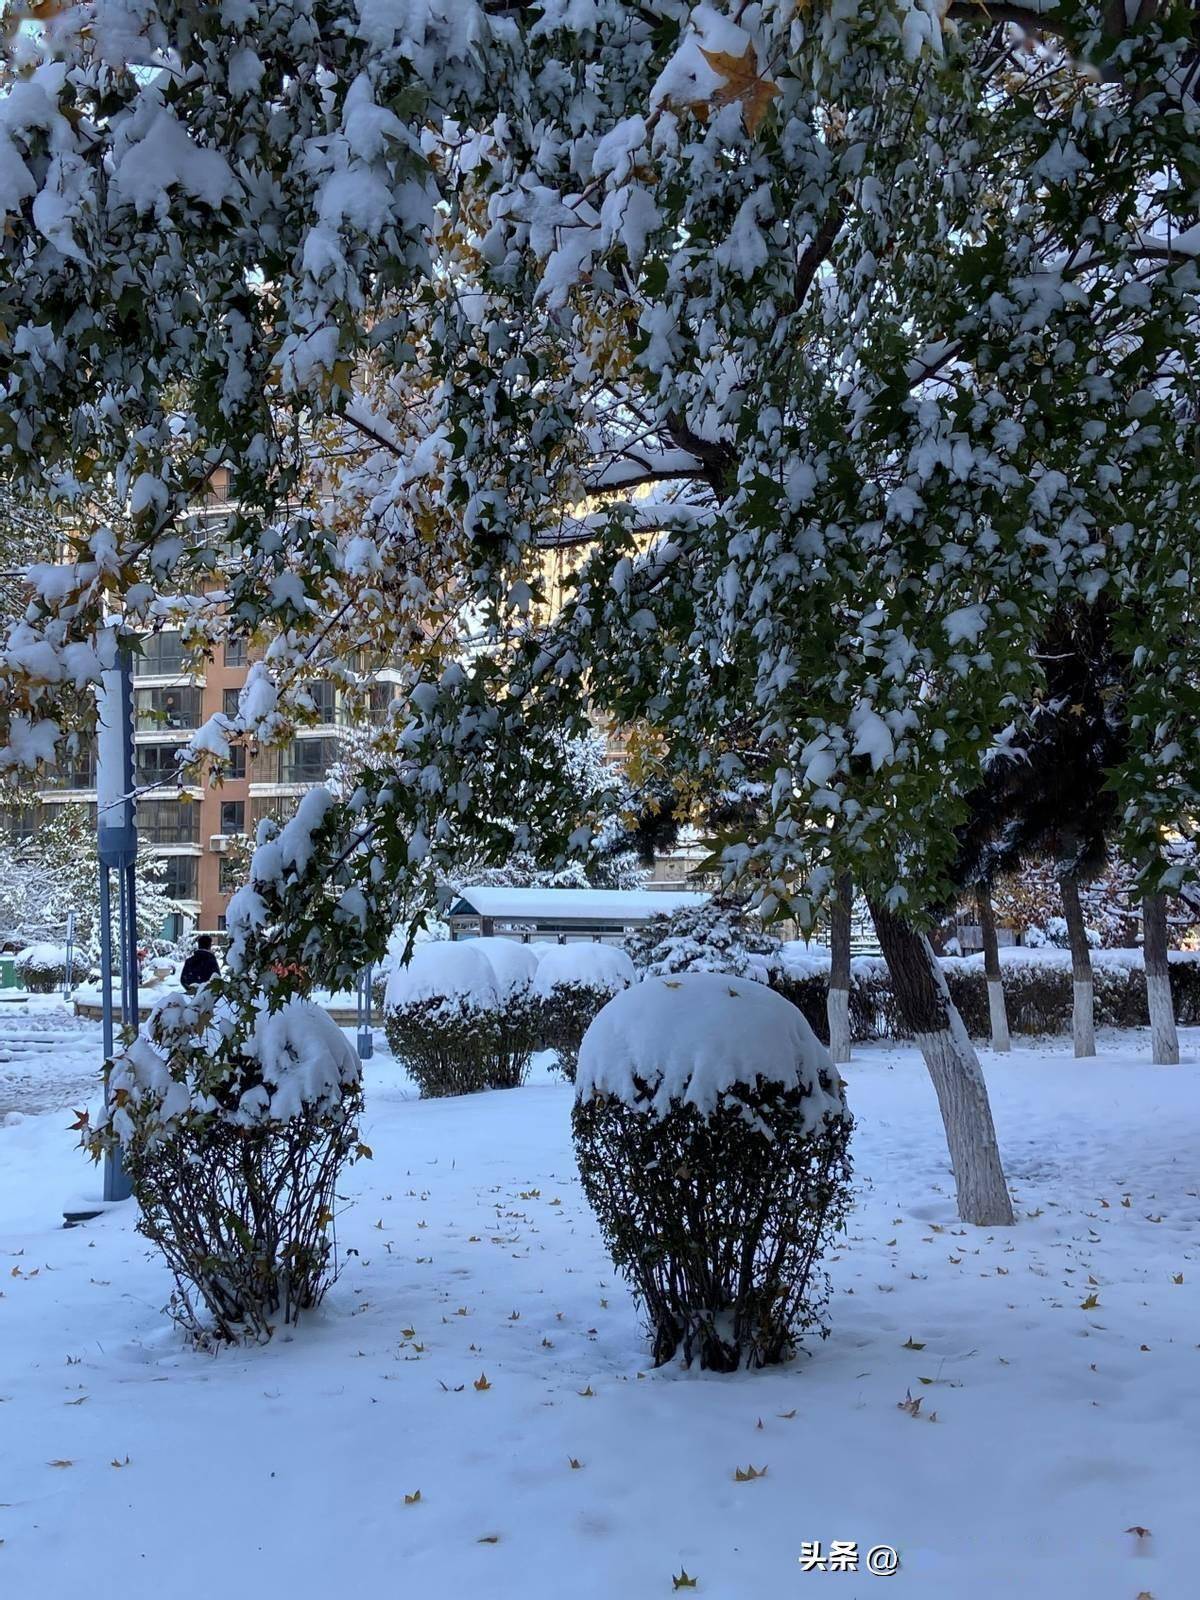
[82,994,365,1342]
[623,900,779,981]
[14,941,69,992]
[383,941,503,1097]
[469,937,541,1088]
[573,974,853,1372]
[533,942,635,1081]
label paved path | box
[0,1002,104,1119]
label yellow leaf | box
[577,1384,595,1397]
[1080,1293,1100,1310]
[473,1372,491,1391]
[404,1490,421,1505]
[356,1144,373,1160]
[733,1463,767,1482]
[672,1571,699,1591]
[699,43,781,135]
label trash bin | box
[0,956,20,990]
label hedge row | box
[770,959,1200,1044]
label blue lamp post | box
[95,627,139,1204]
[356,964,374,1060]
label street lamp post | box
[356,964,374,1061]
[95,629,139,1204]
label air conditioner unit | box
[209,834,229,853]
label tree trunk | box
[1142,890,1179,1065]
[1058,870,1095,1057]
[826,872,853,1064]
[870,901,1015,1227]
[976,881,1011,1053]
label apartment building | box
[3,631,400,938]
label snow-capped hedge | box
[534,942,635,1082]
[769,947,1200,1045]
[383,937,536,1096]
[573,974,852,1371]
[14,941,69,992]
[83,992,366,1343]
[577,973,843,1122]
[384,939,498,1015]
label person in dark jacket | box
[180,935,220,991]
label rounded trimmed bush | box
[14,942,69,993]
[384,941,501,1097]
[534,942,635,1081]
[85,994,365,1343]
[469,937,541,1088]
[572,973,853,1372]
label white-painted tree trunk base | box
[1146,972,1179,1065]
[827,986,851,1065]
[914,1024,1015,1227]
[1073,979,1095,1058]
[986,979,1011,1053]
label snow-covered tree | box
[5,3,1200,1224]
[30,804,178,958]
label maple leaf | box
[902,1336,925,1350]
[404,1490,421,1505]
[577,1384,595,1397]
[672,1570,698,1590]
[568,1458,583,1470]
[733,1464,767,1482]
[473,1372,491,1391]
[68,1108,89,1132]
[1080,1293,1100,1310]
[699,44,780,135]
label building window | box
[305,680,337,724]
[2,804,41,842]
[223,687,241,719]
[219,799,245,835]
[135,685,202,731]
[278,737,338,785]
[224,637,246,667]
[138,631,184,676]
[216,914,227,932]
[367,682,397,726]
[226,744,246,780]
[43,735,96,791]
[160,855,198,901]
[138,800,199,846]
[135,743,185,788]
[218,855,245,894]
[251,795,299,829]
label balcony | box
[135,685,202,732]
[135,631,186,677]
[138,799,200,846]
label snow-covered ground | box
[2,1008,1198,1598]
